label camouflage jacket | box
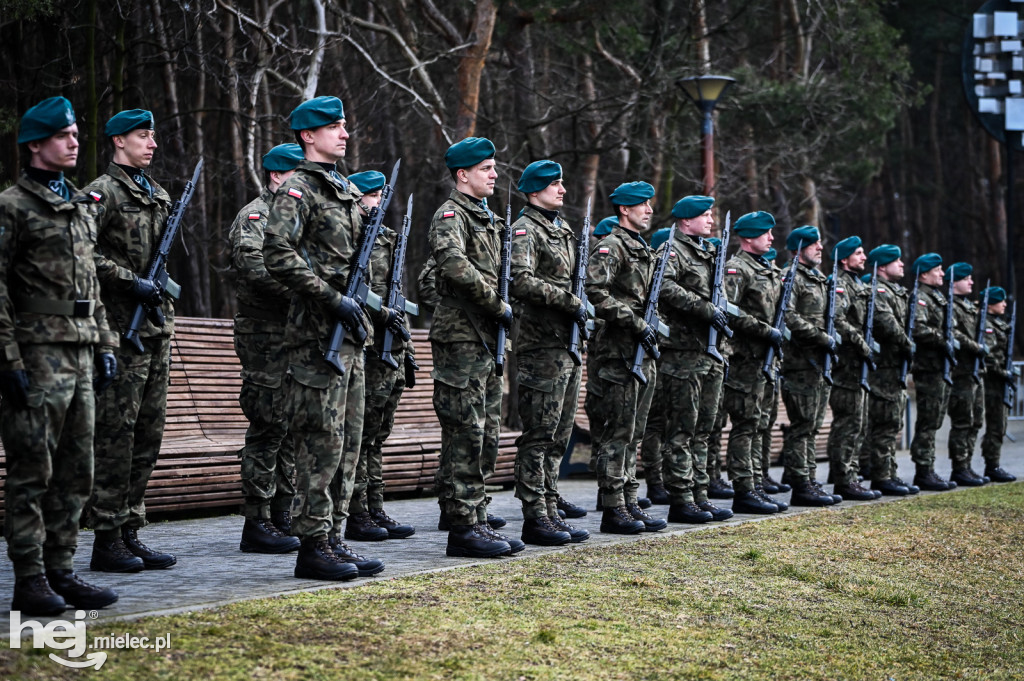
[585,225,657,359]
[85,162,174,338]
[658,232,718,353]
[871,278,912,371]
[832,268,872,387]
[416,254,441,314]
[724,249,781,362]
[0,172,117,371]
[912,284,949,373]
[781,263,830,374]
[984,314,1012,381]
[427,190,506,347]
[229,188,292,333]
[368,224,414,358]
[509,205,580,352]
[952,295,984,376]
[263,160,372,350]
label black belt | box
[15,296,95,317]
[237,301,288,323]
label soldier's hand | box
[945,340,957,359]
[824,334,838,353]
[979,342,990,356]
[498,302,514,329]
[93,353,118,392]
[638,323,659,355]
[767,327,784,348]
[0,369,30,410]
[384,307,411,341]
[404,353,419,388]
[131,277,163,306]
[572,303,588,326]
[711,308,729,332]
[334,295,364,330]
[858,338,873,359]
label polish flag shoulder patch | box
[287,188,303,199]
[598,247,610,254]
[878,288,887,293]
[442,210,456,219]
[917,300,927,306]
[514,229,527,236]
[836,287,845,293]
[88,191,102,202]
[727,268,738,274]
[669,251,676,258]
[247,212,262,221]
[986,327,994,334]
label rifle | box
[380,193,420,370]
[942,273,958,386]
[568,198,592,366]
[323,159,399,375]
[123,158,202,354]
[707,211,734,363]
[495,183,513,376]
[972,279,991,383]
[762,242,802,380]
[822,257,840,385]
[630,225,674,385]
[899,275,919,387]
[859,262,879,391]
[1003,299,1017,408]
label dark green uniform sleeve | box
[431,210,504,317]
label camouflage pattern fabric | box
[759,378,779,476]
[330,345,366,534]
[981,314,1012,466]
[639,374,668,487]
[584,340,608,472]
[707,390,727,480]
[657,232,720,352]
[862,390,906,482]
[911,283,951,467]
[416,254,441,314]
[826,385,864,486]
[723,368,769,492]
[947,295,985,467]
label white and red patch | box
[836,288,845,293]
[442,210,456,219]
[88,191,102,201]
[727,268,738,274]
[598,247,610,254]
[287,188,303,199]
[247,213,261,220]
[669,251,676,258]
[878,288,887,293]
[986,328,995,334]
[514,229,527,236]
[917,300,927,306]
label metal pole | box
[1007,136,1016,301]
[701,105,715,196]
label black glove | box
[384,308,411,341]
[335,295,363,330]
[93,353,118,392]
[979,343,990,357]
[498,302,513,329]
[131,277,163,306]
[710,308,729,332]
[824,334,837,353]
[0,369,30,410]
[945,340,957,360]
[572,304,588,326]
[638,323,658,355]
[767,327,784,348]
[404,353,419,389]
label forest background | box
[0,0,1015,322]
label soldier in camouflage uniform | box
[777,226,838,506]
[508,160,588,546]
[944,262,990,487]
[417,254,441,314]
[824,237,879,501]
[584,217,616,476]
[586,182,668,534]
[85,109,177,572]
[755,247,791,496]
[722,212,788,514]
[909,253,955,492]
[345,170,417,542]
[1,97,120,615]
[429,137,522,558]
[263,96,385,581]
[230,143,304,555]
[978,286,1018,482]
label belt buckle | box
[73,300,93,317]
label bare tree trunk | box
[692,0,710,72]
[928,51,944,239]
[303,0,327,99]
[579,53,601,209]
[455,0,497,138]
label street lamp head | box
[677,75,736,112]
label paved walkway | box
[3,416,1022,630]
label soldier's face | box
[953,275,973,295]
[114,128,158,168]
[799,240,823,267]
[879,258,904,281]
[303,120,348,163]
[28,123,79,172]
[746,230,773,254]
[619,200,652,232]
[842,247,867,272]
[459,160,497,199]
[358,189,383,216]
[679,209,713,237]
[531,179,565,211]
[919,266,943,287]
[990,300,1007,315]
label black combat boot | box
[627,502,667,531]
[731,489,778,514]
[240,517,301,553]
[11,574,66,616]
[520,517,571,546]
[600,506,646,534]
[481,523,525,554]
[871,478,911,496]
[697,500,734,521]
[90,530,144,573]
[913,467,954,492]
[446,524,512,558]
[369,508,416,539]
[707,477,735,499]
[637,497,653,509]
[438,511,505,531]
[951,467,987,487]
[985,465,1017,483]
[548,514,590,543]
[294,538,359,581]
[833,481,879,501]
[270,510,293,535]
[556,496,587,518]
[46,570,118,609]
[344,511,389,542]
[811,481,842,504]
[646,483,670,505]
[790,481,834,507]
[757,485,789,511]
[763,473,791,493]
[328,535,385,576]
[122,527,176,569]
[890,476,920,495]
[667,501,713,524]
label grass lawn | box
[3,483,1023,680]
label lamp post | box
[677,75,736,196]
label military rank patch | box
[287,188,303,199]
[88,191,102,201]
[598,247,610,254]
[442,210,456,219]
[514,229,527,236]
[248,213,261,220]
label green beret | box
[786,225,820,251]
[262,143,304,172]
[980,286,1006,303]
[445,137,495,169]
[610,181,655,206]
[866,244,900,266]
[518,160,561,194]
[832,236,862,262]
[707,237,722,249]
[105,109,154,137]
[763,247,777,262]
[913,252,942,274]
[18,96,76,143]
[945,261,973,281]
[861,273,873,283]
[348,171,386,193]
[671,195,714,219]
[649,227,672,250]
[734,211,775,238]
[594,216,618,237]
[290,96,345,131]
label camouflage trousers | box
[910,371,951,469]
[981,376,1009,467]
[861,383,905,483]
[826,384,866,486]
[654,350,724,505]
[588,353,656,508]
[759,379,779,476]
[432,341,502,526]
[780,369,831,483]
[707,390,727,481]
[723,361,769,493]
[3,345,95,578]
[283,342,364,541]
[87,335,170,531]
[513,349,582,519]
[235,328,295,519]
[947,373,984,468]
[351,347,407,514]
[639,368,669,487]
[585,349,609,472]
